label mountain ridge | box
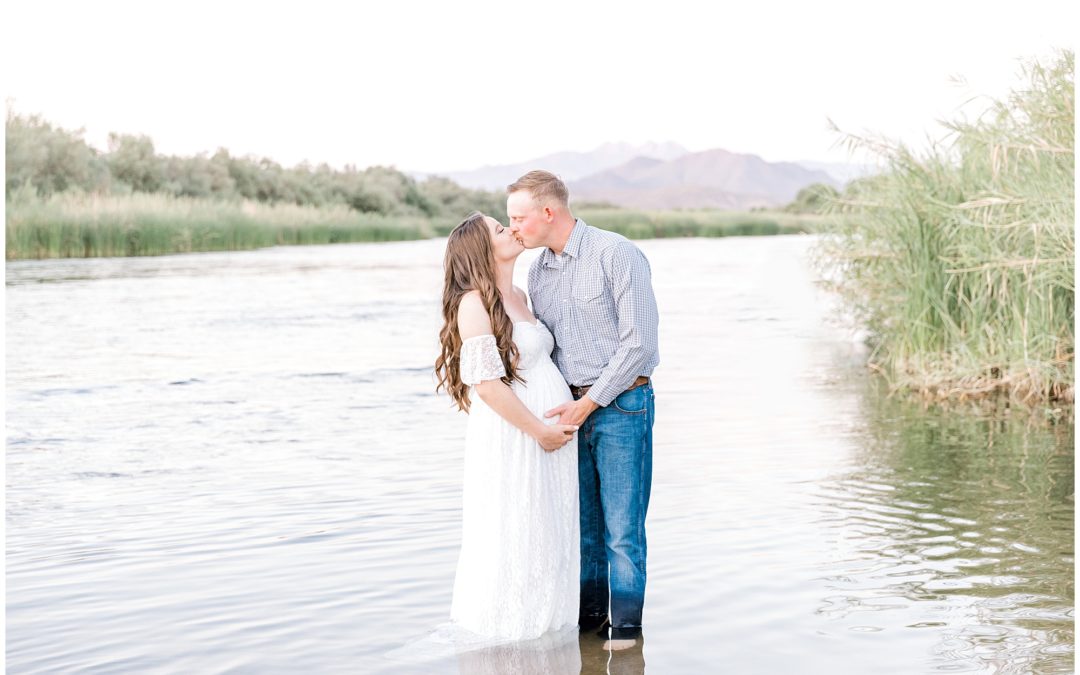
[568,149,838,209]
[418,142,864,209]
[430,142,689,191]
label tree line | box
[5,109,507,221]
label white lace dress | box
[450,319,580,640]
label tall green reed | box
[6,189,822,260]
[812,51,1074,408]
[575,206,822,239]
[5,189,435,258]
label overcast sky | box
[4,0,1075,173]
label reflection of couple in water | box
[454,625,646,675]
[411,170,659,665]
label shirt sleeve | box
[586,242,660,407]
[459,334,507,385]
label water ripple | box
[6,237,1072,674]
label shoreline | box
[5,193,822,260]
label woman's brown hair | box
[435,211,523,412]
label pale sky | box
[3,0,1075,173]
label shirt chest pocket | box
[532,290,552,317]
[571,274,613,324]
[531,274,560,320]
[571,274,605,303]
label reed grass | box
[5,189,436,258]
[811,51,1074,408]
[6,191,822,259]
[575,206,825,238]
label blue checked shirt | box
[527,218,660,407]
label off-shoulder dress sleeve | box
[459,334,506,385]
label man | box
[506,170,659,649]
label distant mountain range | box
[569,149,836,210]
[432,142,690,192]
[420,142,871,210]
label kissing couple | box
[435,170,660,651]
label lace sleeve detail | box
[459,334,507,385]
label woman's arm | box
[458,291,575,451]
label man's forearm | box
[591,243,658,406]
[588,343,652,407]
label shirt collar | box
[542,219,585,267]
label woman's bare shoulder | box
[456,291,492,340]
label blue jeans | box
[577,382,655,640]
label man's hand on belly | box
[545,397,600,427]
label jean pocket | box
[611,385,648,414]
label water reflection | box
[453,631,582,675]
[384,626,646,675]
[437,630,646,675]
[813,379,1074,673]
[578,633,645,675]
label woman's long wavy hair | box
[435,211,523,412]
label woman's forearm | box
[474,380,546,438]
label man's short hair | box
[507,170,569,208]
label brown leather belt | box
[570,376,650,401]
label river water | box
[6,235,1073,674]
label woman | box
[435,211,580,641]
